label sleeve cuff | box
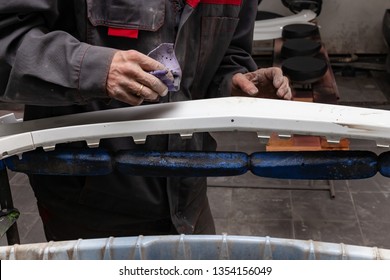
[78,44,116,100]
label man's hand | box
[107,50,170,105]
[231,67,292,100]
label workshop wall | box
[258,0,390,54]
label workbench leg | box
[0,166,21,245]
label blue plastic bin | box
[1,234,389,260]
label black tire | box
[281,0,323,16]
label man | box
[0,0,291,241]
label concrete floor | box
[1,65,390,249]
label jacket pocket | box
[86,0,165,31]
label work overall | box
[0,0,258,240]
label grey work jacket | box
[0,0,258,235]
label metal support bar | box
[0,162,20,245]
[251,151,378,180]
[5,148,112,176]
[379,152,390,177]
[115,151,248,177]
[4,148,384,180]
[0,208,20,240]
